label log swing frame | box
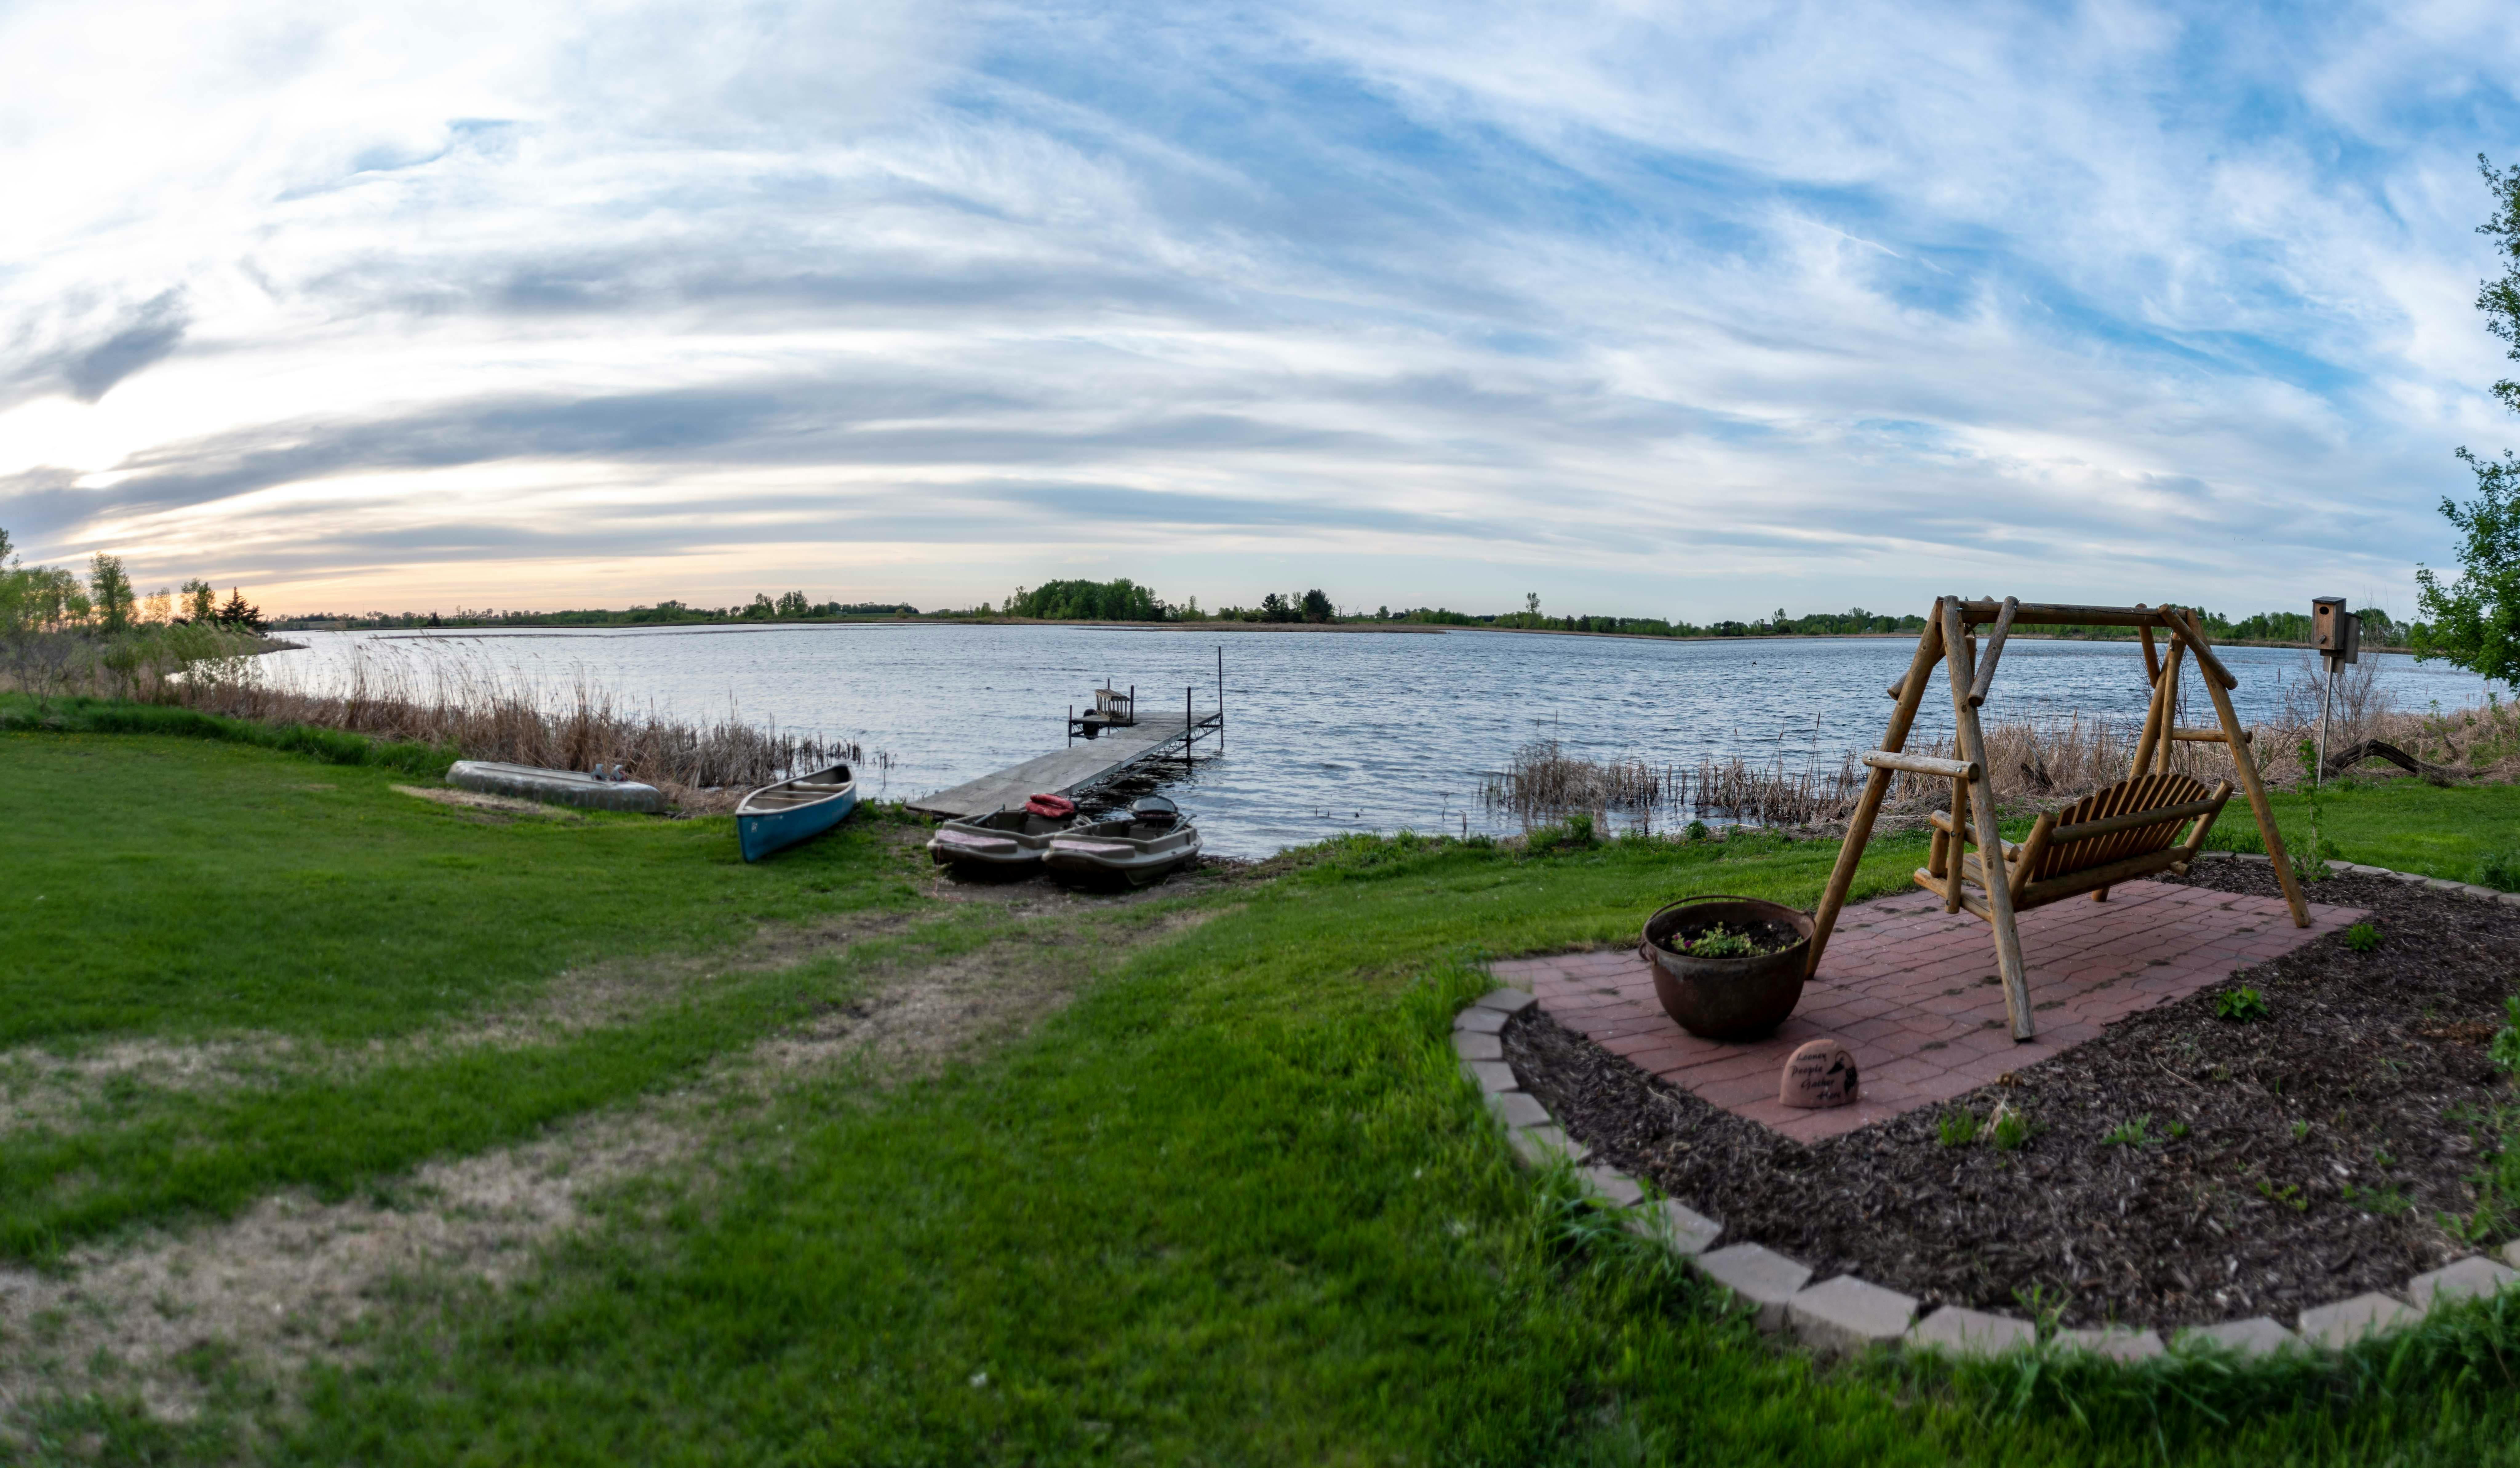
[1805,597,2310,1042]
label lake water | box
[260,625,2494,855]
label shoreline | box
[278,617,2365,653]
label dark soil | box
[1657,917,1804,958]
[1505,862,2520,1329]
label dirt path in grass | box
[0,908,921,1143]
[0,891,1222,1438]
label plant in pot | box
[1640,895,1814,1041]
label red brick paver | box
[1495,881,2361,1142]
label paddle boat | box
[736,763,858,861]
[1043,795,1200,888]
[927,793,1081,874]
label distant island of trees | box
[260,574,2409,650]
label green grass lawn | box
[0,728,922,1045]
[1968,779,2520,890]
[2221,778,2520,886]
[14,725,2520,1464]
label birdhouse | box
[2311,597,2358,663]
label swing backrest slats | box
[2026,771,2216,883]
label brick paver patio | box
[1493,880,2362,1142]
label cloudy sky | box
[3,1,2518,619]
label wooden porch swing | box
[1804,597,2309,1042]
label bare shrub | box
[0,623,261,702]
[2221,654,2520,789]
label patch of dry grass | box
[164,642,843,808]
[0,899,1206,1433]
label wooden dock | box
[905,712,1219,820]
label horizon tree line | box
[0,526,263,636]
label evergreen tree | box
[217,587,263,632]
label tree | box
[775,590,810,618]
[1299,589,1333,622]
[0,527,21,633]
[88,553,136,632]
[1258,592,1292,623]
[1008,579,1167,621]
[181,578,216,623]
[2416,156,2520,684]
[217,587,263,632]
[1525,592,1540,617]
[745,592,776,619]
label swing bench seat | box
[1915,771,2235,921]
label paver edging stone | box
[2299,1293,2421,1350]
[2056,1326,2166,1362]
[2179,1317,2301,1358]
[1908,1306,2039,1358]
[2406,1256,2518,1310]
[1456,855,2520,1365]
[1788,1276,1918,1357]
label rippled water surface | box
[262,626,2492,856]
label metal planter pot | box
[1641,895,1815,1041]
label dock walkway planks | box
[905,715,1196,820]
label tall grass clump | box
[3,630,848,808]
[1482,740,1669,825]
[167,641,847,806]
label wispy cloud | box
[2,0,2516,616]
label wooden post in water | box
[1217,646,1225,756]
[1186,685,1193,774]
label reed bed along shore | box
[1482,663,2520,834]
[2,632,847,810]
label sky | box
[3,1,2519,621]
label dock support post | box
[1186,686,1193,774]
[1217,646,1224,755]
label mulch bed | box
[1505,862,2520,1329]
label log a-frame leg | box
[1805,597,2036,1041]
[1805,605,1945,984]
[1938,597,2036,1039]
[2170,606,2310,927]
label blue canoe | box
[736,764,858,862]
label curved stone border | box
[1460,851,2520,1362]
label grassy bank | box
[9,722,2520,1463]
[2203,778,2520,886]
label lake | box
[261,625,2494,855]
